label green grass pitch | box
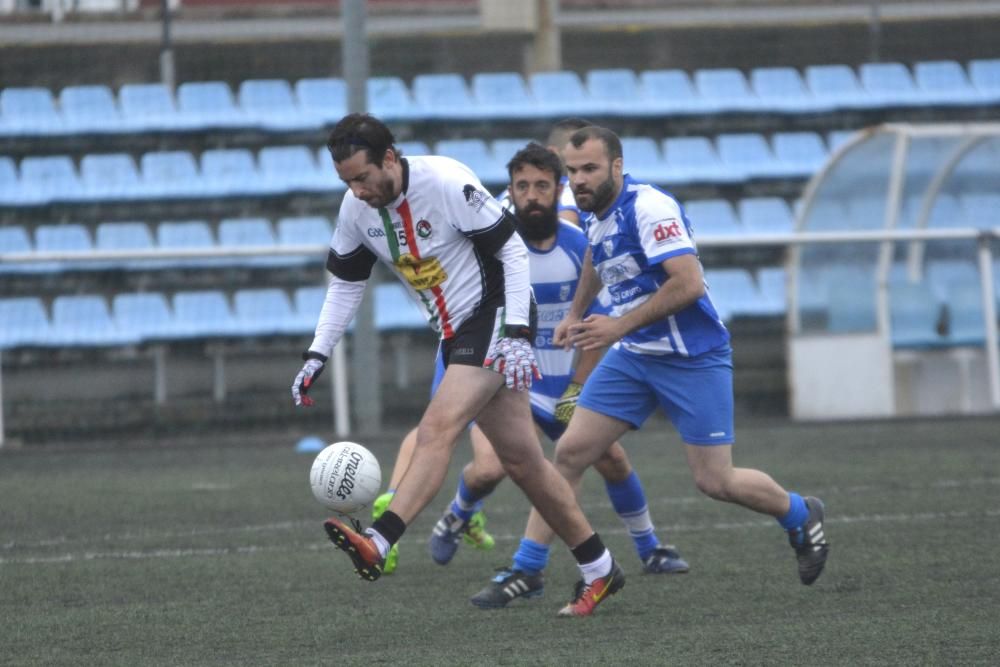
[2,415,998,665]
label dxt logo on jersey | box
[416,220,432,239]
[653,218,682,244]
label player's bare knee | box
[692,470,730,501]
[593,443,631,482]
[552,442,593,476]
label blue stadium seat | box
[315,147,346,191]
[756,266,788,316]
[140,151,203,198]
[859,62,921,108]
[684,199,744,237]
[95,221,155,270]
[117,83,185,131]
[367,76,417,121]
[277,216,332,247]
[968,58,1000,103]
[586,68,641,114]
[413,73,476,120]
[34,224,93,272]
[805,64,870,110]
[913,60,983,106]
[890,282,947,348]
[750,67,823,113]
[0,226,35,274]
[374,283,425,330]
[59,85,122,133]
[434,139,505,183]
[528,71,592,116]
[827,129,861,154]
[715,133,783,180]
[946,283,986,346]
[238,79,313,131]
[172,290,239,338]
[620,136,667,183]
[259,145,328,192]
[0,297,52,348]
[218,217,281,267]
[80,153,143,200]
[18,155,84,204]
[704,268,764,321]
[397,141,432,157]
[51,294,137,346]
[0,156,21,205]
[471,72,537,119]
[234,288,300,335]
[739,197,795,234]
[637,69,704,115]
[200,148,263,197]
[156,220,217,268]
[960,193,1000,229]
[293,284,330,332]
[176,81,247,129]
[826,269,877,333]
[294,77,347,124]
[661,136,739,185]
[771,131,829,178]
[927,259,979,295]
[491,138,535,167]
[0,87,64,135]
[693,68,760,112]
[112,292,177,342]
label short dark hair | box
[547,117,593,149]
[568,125,623,162]
[506,142,563,183]
[327,113,397,164]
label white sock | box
[364,528,390,559]
[578,548,613,585]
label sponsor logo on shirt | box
[367,227,386,238]
[463,184,488,213]
[394,253,448,290]
[652,218,683,244]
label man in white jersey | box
[291,114,624,616]
[531,125,830,588]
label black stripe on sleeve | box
[326,246,377,282]
[463,208,517,257]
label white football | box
[309,441,382,515]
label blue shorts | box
[577,345,735,446]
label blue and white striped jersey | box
[529,220,611,419]
[583,174,729,357]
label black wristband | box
[502,324,532,339]
[302,350,329,363]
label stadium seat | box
[59,85,122,133]
[294,77,347,124]
[277,216,332,247]
[397,141,432,157]
[528,71,592,116]
[112,292,177,342]
[200,148,263,197]
[18,155,84,204]
[172,290,239,337]
[434,139,505,183]
[51,294,137,346]
[739,197,795,234]
[176,81,247,129]
[715,133,783,180]
[0,226,35,274]
[293,285,330,332]
[750,67,823,113]
[859,62,921,108]
[684,199,744,237]
[95,222,155,270]
[827,129,862,154]
[771,131,829,178]
[0,156,21,205]
[704,268,764,321]
[34,223,93,272]
[967,58,1000,103]
[218,217,281,267]
[79,153,143,200]
[238,79,313,131]
[945,283,986,346]
[637,69,704,115]
[805,64,870,110]
[0,297,52,349]
[756,266,788,316]
[258,145,328,192]
[233,288,300,335]
[374,283,425,330]
[314,147,346,190]
[413,73,476,119]
[890,282,946,348]
[661,136,739,185]
[586,68,641,114]
[140,151,203,198]
[959,193,1000,229]
[156,220,217,268]
[491,138,535,167]
[118,83,184,131]
[367,76,417,121]
[620,136,667,183]
[913,60,984,106]
[693,68,760,112]
[471,72,537,119]
[826,269,878,333]
[0,87,64,135]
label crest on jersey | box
[559,283,571,301]
[416,219,432,239]
[463,184,488,213]
[603,238,615,256]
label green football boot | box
[371,491,400,575]
[462,510,495,551]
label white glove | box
[292,352,327,407]
[483,337,542,392]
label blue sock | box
[512,538,550,576]
[606,471,659,561]
[449,476,488,522]
[778,492,809,531]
